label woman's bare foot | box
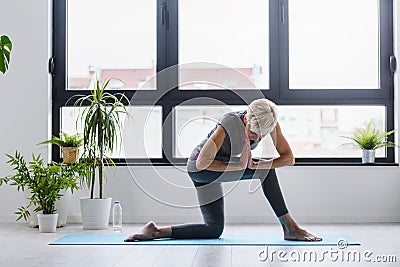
[124,221,159,242]
[279,213,322,242]
[124,221,172,242]
[284,227,322,241]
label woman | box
[125,99,322,242]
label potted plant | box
[39,132,84,164]
[0,152,90,232]
[74,77,128,229]
[341,120,396,163]
[0,35,12,74]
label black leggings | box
[170,168,288,239]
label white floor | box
[0,222,399,267]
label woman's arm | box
[195,125,250,171]
[250,123,295,169]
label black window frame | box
[51,0,395,165]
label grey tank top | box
[187,110,261,172]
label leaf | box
[0,35,12,74]
[15,206,30,222]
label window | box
[61,106,163,158]
[179,0,269,89]
[52,0,394,164]
[175,105,387,159]
[288,0,380,89]
[67,0,156,90]
[277,106,387,158]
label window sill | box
[293,162,398,167]
[111,161,398,167]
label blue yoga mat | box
[50,234,360,246]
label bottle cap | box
[114,201,120,204]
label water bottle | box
[113,201,122,233]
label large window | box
[52,0,395,164]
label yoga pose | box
[125,98,322,242]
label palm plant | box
[74,77,128,199]
[0,35,12,74]
[341,120,396,150]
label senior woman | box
[125,98,322,242]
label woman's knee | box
[258,168,276,183]
[206,222,224,238]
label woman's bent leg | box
[258,169,322,241]
[125,180,224,241]
[259,169,289,217]
[171,180,225,239]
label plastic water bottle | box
[113,201,122,233]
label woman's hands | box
[239,138,251,169]
[246,139,259,169]
[247,154,258,169]
[239,138,259,169]
[196,125,253,172]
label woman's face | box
[245,123,262,142]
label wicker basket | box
[62,147,80,164]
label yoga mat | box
[50,234,360,246]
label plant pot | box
[37,213,59,233]
[55,189,72,227]
[24,188,72,228]
[362,149,375,164]
[80,197,112,230]
[62,147,80,164]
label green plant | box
[0,152,91,221]
[39,132,84,147]
[341,120,396,150]
[74,77,128,199]
[0,35,12,74]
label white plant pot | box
[24,188,72,228]
[37,213,59,233]
[80,197,112,230]
[55,189,72,227]
[362,149,375,164]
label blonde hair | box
[245,99,278,136]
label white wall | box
[0,0,399,224]
[66,165,400,224]
[0,0,50,220]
